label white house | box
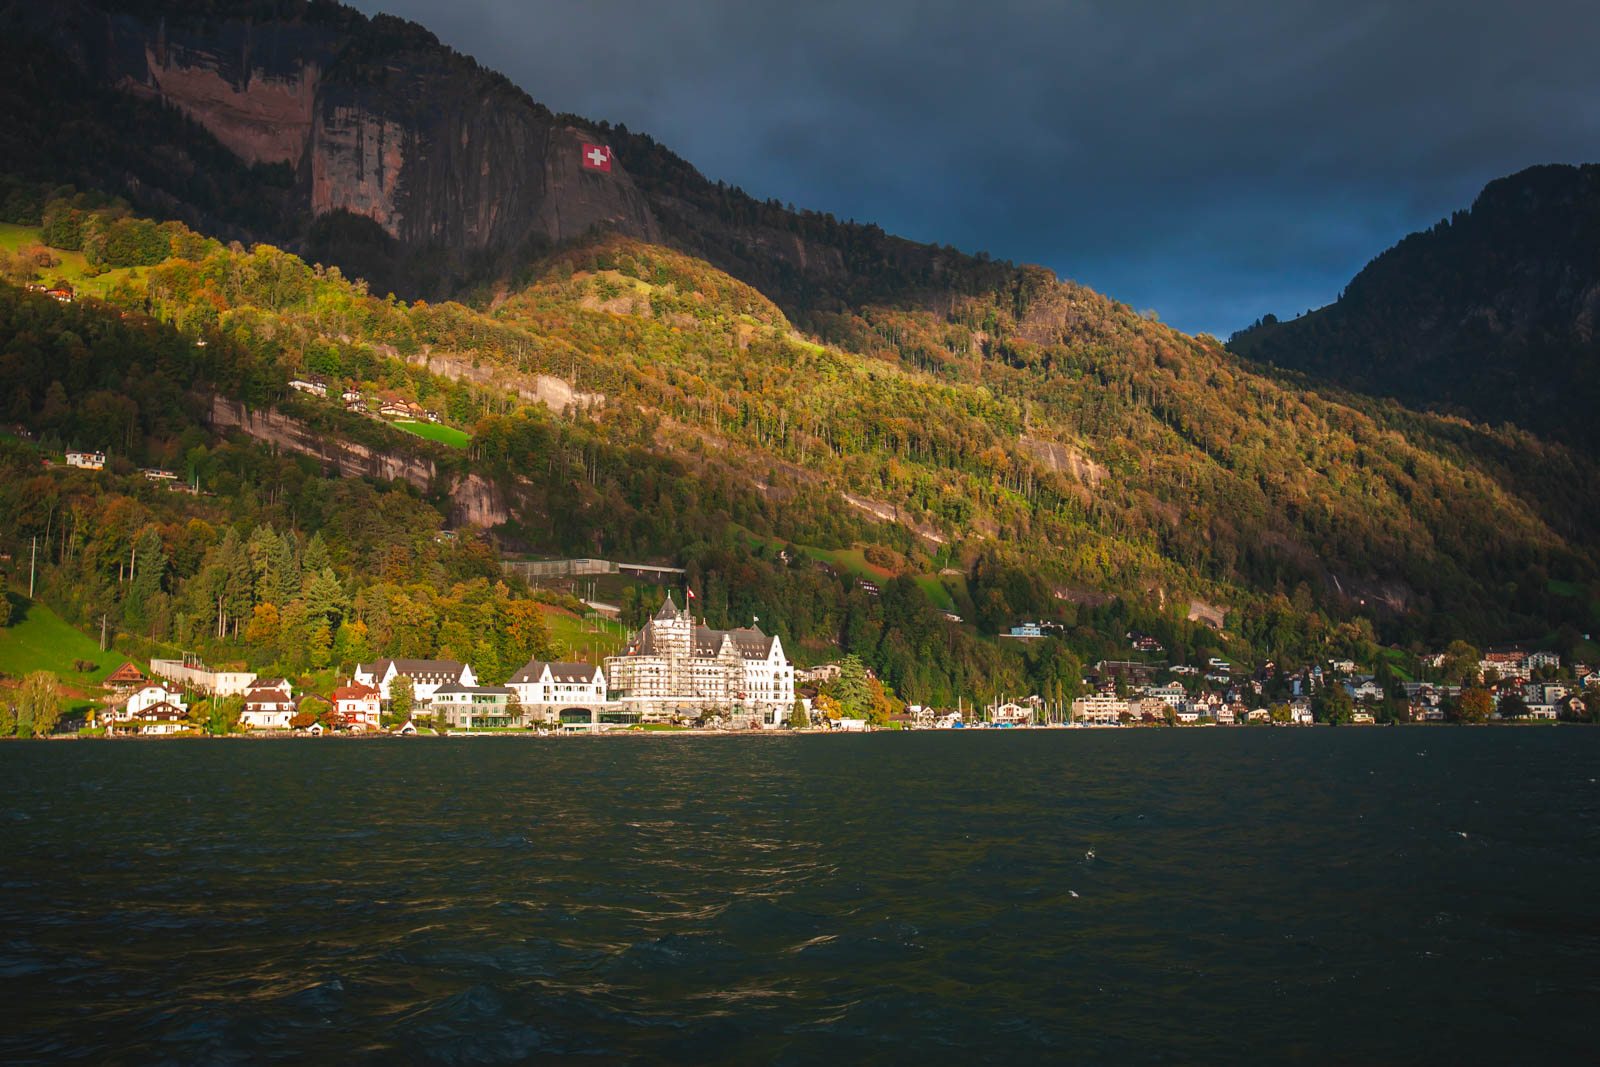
[241,679,297,730]
[1350,677,1386,703]
[989,701,1033,725]
[108,702,188,735]
[1148,683,1187,707]
[107,683,189,734]
[149,658,257,696]
[332,682,382,731]
[120,682,187,719]
[354,658,476,704]
[66,450,106,470]
[431,684,515,729]
[1071,693,1126,724]
[505,659,607,724]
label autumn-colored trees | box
[2,672,63,737]
[1456,688,1495,724]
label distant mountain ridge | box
[1229,164,1600,451]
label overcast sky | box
[350,0,1600,337]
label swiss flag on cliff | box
[581,144,612,172]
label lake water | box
[2,729,1597,1064]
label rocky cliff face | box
[206,396,512,528]
[12,0,1025,316]
[33,1,661,255]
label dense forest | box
[3,188,1598,713]
[1229,164,1600,454]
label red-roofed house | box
[332,682,382,731]
[104,662,149,692]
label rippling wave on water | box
[2,730,1597,1064]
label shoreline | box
[34,720,1580,741]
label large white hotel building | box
[604,594,795,728]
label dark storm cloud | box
[350,0,1600,336]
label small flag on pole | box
[686,588,696,600]
[581,144,612,172]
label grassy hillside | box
[18,207,1599,649]
[0,221,141,295]
[392,420,471,448]
[539,605,627,662]
[0,593,122,682]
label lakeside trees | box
[3,671,63,738]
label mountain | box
[2,0,1019,320]
[1229,164,1600,452]
[1,0,1598,688]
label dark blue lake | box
[2,729,1597,1063]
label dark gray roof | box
[624,623,661,656]
[622,615,777,661]
[362,658,468,679]
[692,624,774,659]
[507,659,603,684]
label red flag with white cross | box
[581,144,612,172]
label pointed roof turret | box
[654,592,680,620]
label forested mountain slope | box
[1230,164,1600,453]
[4,198,1595,662]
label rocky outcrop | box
[1186,599,1226,630]
[1018,434,1106,488]
[205,396,510,527]
[402,349,603,414]
[34,1,662,255]
[14,0,1026,317]
[841,491,947,545]
[207,395,437,485]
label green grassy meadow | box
[540,604,627,661]
[738,526,965,615]
[915,574,959,612]
[0,223,141,295]
[392,419,471,448]
[0,593,124,683]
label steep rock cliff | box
[7,0,1024,317]
[24,1,661,257]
